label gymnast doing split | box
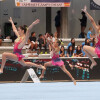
[0,17,45,74]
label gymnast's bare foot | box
[90,62,97,69]
[72,78,76,85]
[0,69,3,74]
[39,75,44,79]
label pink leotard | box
[51,51,64,67]
[95,34,100,58]
[13,39,25,61]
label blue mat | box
[0,82,100,100]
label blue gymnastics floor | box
[0,82,100,100]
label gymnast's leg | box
[83,45,98,69]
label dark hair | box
[39,34,42,37]
[85,38,90,46]
[31,32,35,36]
[81,11,85,15]
[98,20,100,25]
[60,46,65,54]
[50,33,53,37]
[76,45,82,55]
[57,10,61,14]
[19,25,27,33]
[67,45,74,56]
[92,38,96,47]
[71,38,75,50]
[57,40,61,46]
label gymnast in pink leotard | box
[39,33,76,85]
[82,6,100,69]
[13,38,25,61]
[0,17,45,74]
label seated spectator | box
[38,34,47,54]
[90,38,96,48]
[67,38,75,50]
[28,32,38,52]
[66,45,74,57]
[73,45,83,57]
[48,33,56,52]
[81,38,90,57]
[87,27,95,40]
[81,38,90,47]
[59,46,66,57]
[6,36,10,39]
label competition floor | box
[0,82,100,100]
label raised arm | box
[9,17,19,37]
[18,19,40,49]
[82,6,98,31]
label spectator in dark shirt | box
[55,10,61,38]
[38,34,47,54]
[28,32,38,51]
[73,45,83,57]
[79,11,87,38]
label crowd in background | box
[26,28,96,57]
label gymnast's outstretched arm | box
[18,19,40,49]
[9,17,19,37]
[82,6,98,31]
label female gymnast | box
[39,34,76,85]
[82,6,100,69]
[0,17,45,74]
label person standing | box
[79,11,87,38]
[55,10,61,38]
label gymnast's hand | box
[33,19,40,25]
[82,5,87,12]
[9,17,13,23]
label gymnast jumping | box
[0,17,45,74]
[39,33,76,85]
[82,6,100,69]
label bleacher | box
[0,38,86,58]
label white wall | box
[0,0,100,38]
[0,0,46,37]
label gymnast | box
[82,6,100,69]
[39,33,76,85]
[0,17,45,74]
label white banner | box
[15,0,71,7]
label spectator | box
[55,10,61,38]
[81,38,90,56]
[82,38,90,47]
[67,38,75,50]
[48,33,56,52]
[28,32,38,52]
[73,45,83,57]
[90,38,96,48]
[79,11,87,38]
[66,45,74,57]
[87,27,95,40]
[59,46,66,57]
[38,34,47,54]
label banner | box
[15,0,71,7]
[90,0,100,10]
